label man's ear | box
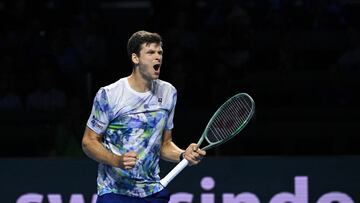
[131,53,139,65]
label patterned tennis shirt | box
[87,77,177,197]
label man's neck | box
[128,72,152,93]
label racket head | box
[199,93,255,150]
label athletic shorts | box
[96,188,170,203]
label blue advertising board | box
[1,157,358,203]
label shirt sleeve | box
[165,90,177,130]
[86,88,112,135]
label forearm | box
[161,139,184,163]
[83,141,119,167]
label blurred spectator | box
[216,5,253,74]
[336,28,360,73]
[163,11,199,59]
[0,70,23,112]
[26,67,67,112]
[71,11,108,73]
[52,28,82,77]
[312,0,347,30]
[337,47,360,73]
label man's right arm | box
[82,127,121,167]
[82,127,138,169]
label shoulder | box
[102,77,127,93]
[154,79,176,93]
[97,77,127,99]
[95,77,127,105]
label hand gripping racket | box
[160,93,255,187]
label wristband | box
[179,152,185,161]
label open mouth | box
[153,64,161,71]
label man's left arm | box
[161,130,206,165]
[161,130,184,162]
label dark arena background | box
[0,0,359,202]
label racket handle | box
[160,159,189,187]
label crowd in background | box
[0,0,359,157]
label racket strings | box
[207,96,253,143]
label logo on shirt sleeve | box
[91,116,105,130]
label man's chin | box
[152,74,160,80]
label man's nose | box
[154,54,161,61]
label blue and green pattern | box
[87,78,176,198]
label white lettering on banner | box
[16,193,97,203]
[16,193,43,203]
[317,192,355,203]
[169,176,355,203]
[269,176,308,203]
[15,176,355,203]
[47,194,61,203]
[201,176,215,203]
[223,193,261,203]
[169,193,193,203]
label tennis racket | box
[160,93,255,187]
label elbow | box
[160,148,166,160]
[81,136,90,154]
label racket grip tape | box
[160,159,189,187]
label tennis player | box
[82,30,206,203]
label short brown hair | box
[127,30,162,58]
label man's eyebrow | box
[146,49,155,53]
[146,48,163,53]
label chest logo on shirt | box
[144,97,163,109]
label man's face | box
[135,42,163,81]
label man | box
[82,30,206,203]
